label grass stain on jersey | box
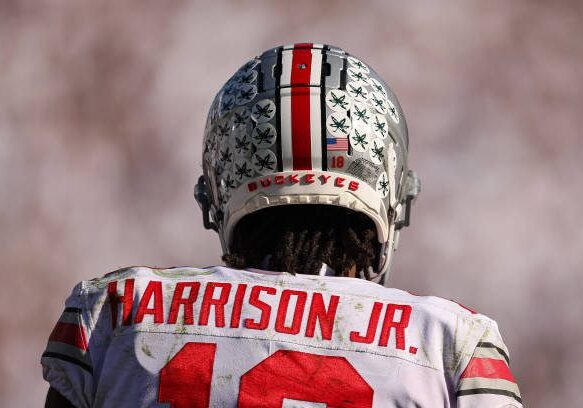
[274,279,286,287]
[217,373,233,386]
[175,317,188,335]
[140,341,153,358]
[333,314,345,342]
[152,267,215,278]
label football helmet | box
[196,43,420,283]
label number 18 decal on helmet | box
[196,43,420,283]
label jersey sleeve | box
[41,282,94,408]
[455,321,522,408]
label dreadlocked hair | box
[223,205,380,277]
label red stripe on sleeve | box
[49,321,88,351]
[290,43,313,170]
[461,357,516,382]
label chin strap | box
[377,170,421,285]
[194,176,218,232]
[395,170,421,230]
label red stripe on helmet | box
[290,43,313,170]
[460,357,516,383]
[293,42,313,50]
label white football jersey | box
[42,266,522,407]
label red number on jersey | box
[158,342,216,408]
[158,342,373,407]
[239,350,373,407]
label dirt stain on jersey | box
[152,267,215,278]
[333,314,345,342]
[140,340,153,358]
[175,317,188,335]
[216,373,233,386]
[273,278,286,287]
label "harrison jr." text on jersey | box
[107,279,415,353]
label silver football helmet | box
[196,43,420,283]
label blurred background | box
[1,0,582,406]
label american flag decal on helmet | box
[42,307,92,373]
[456,341,521,403]
[327,137,349,152]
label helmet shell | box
[199,43,418,281]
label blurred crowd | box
[1,1,582,406]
